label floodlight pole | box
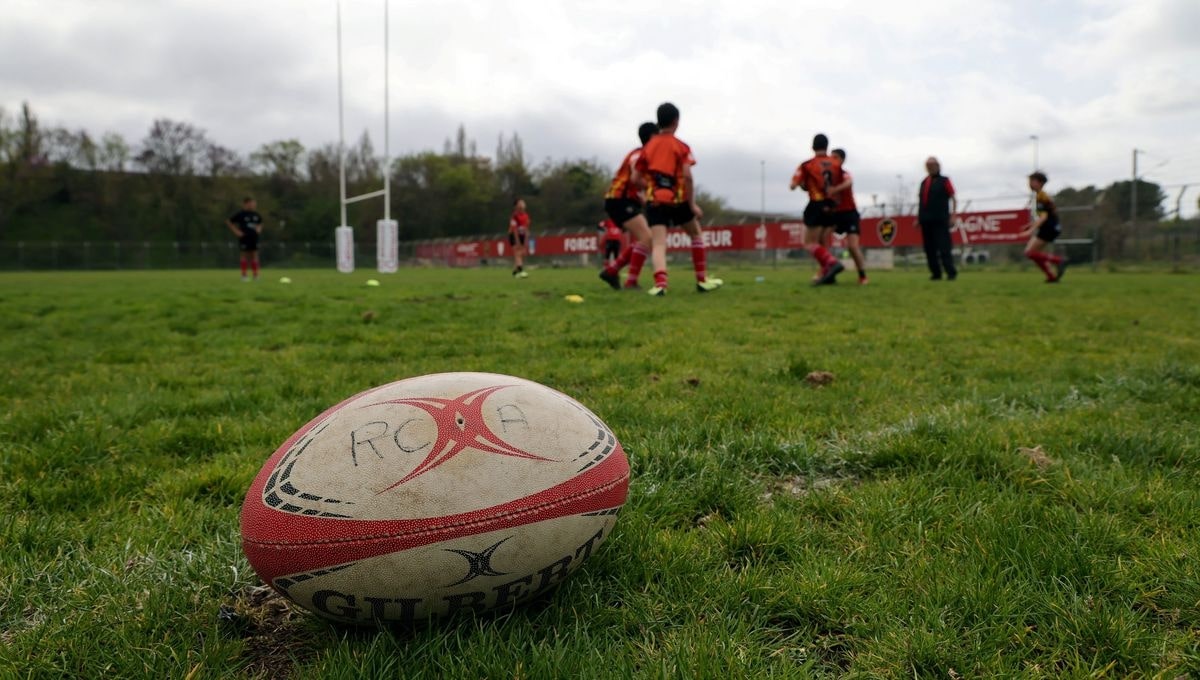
[1131,148,1140,253]
[759,160,765,226]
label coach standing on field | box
[917,157,958,280]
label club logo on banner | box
[877,219,897,246]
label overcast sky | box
[4,0,1199,217]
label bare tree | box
[99,132,130,172]
[250,139,306,182]
[136,119,210,176]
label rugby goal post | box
[335,0,398,274]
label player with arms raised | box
[827,148,867,285]
[791,134,845,286]
[509,198,531,278]
[1021,171,1067,283]
[226,196,263,282]
[599,122,658,290]
[638,103,722,296]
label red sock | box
[240,258,248,276]
[690,236,707,282]
[653,269,668,289]
[807,244,837,268]
[1046,253,1063,265]
[250,260,260,277]
[626,243,648,286]
[1027,251,1055,279]
[608,244,632,275]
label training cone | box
[564,295,584,304]
[365,279,381,287]
[279,277,292,284]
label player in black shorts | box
[827,148,867,284]
[790,134,845,285]
[1020,171,1067,283]
[597,219,623,263]
[226,196,263,281]
[508,198,531,277]
[599,122,658,290]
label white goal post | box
[335,0,398,274]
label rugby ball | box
[240,372,629,625]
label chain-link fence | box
[1,222,1197,272]
[0,240,415,271]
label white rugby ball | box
[240,372,629,625]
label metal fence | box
[0,240,411,271]
[1,226,1196,272]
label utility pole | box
[1132,149,1140,254]
[759,160,765,228]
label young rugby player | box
[599,122,658,290]
[226,196,263,281]
[637,103,722,296]
[508,198,530,278]
[790,134,845,286]
[598,218,623,265]
[1021,171,1067,283]
[828,148,867,284]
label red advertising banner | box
[414,209,1031,264]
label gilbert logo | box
[878,218,897,246]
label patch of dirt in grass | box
[804,371,836,387]
[0,606,45,645]
[757,473,856,502]
[220,585,313,679]
[530,291,551,299]
[765,613,854,672]
[1018,445,1055,470]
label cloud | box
[2,0,1196,215]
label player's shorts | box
[604,198,642,225]
[833,209,861,235]
[508,230,527,246]
[239,234,259,252]
[605,239,621,259]
[645,202,696,228]
[804,199,838,228]
[1036,220,1061,243]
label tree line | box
[0,102,1184,259]
[0,102,732,246]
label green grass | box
[1,265,1198,679]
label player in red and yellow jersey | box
[790,133,845,286]
[508,198,530,278]
[599,122,657,290]
[827,148,867,284]
[1020,171,1067,283]
[637,102,722,296]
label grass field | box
[2,265,1199,678]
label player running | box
[598,218,624,265]
[226,196,263,281]
[828,148,867,285]
[599,122,658,291]
[1021,171,1067,283]
[790,134,845,286]
[637,103,722,296]
[509,198,531,278]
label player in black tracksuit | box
[226,196,263,281]
[917,157,958,280]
